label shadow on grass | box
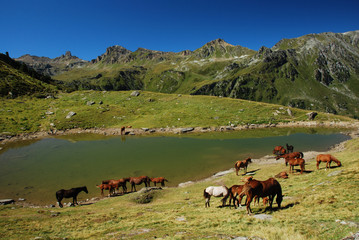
[242,169,261,176]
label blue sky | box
[1,0,358,60]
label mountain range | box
[8,30,359,118]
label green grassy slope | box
[0,90,353,135]
[0,54,58,97]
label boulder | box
[130,91,140,97]
[86,101,95,106]
[0,199,15,205]
[253,214,273,221]
[180,127,194,133]
[66,111,76,119]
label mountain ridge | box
[7,30,359,118]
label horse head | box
[83,186,88,194]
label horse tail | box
[299,152,304,158]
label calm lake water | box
[0,127,351,205]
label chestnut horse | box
[56,186,88,208]
[276,152,304,165]
[287,158,305,174]
[150,177,168,187]
[130,176,151,192]
[102,177,131,194]
[240,177,283,215]
[316,154,341,169]
[120,126,132,135]
[228,185,244,208]
[96,183,114,196]
[203,186,229,208]
[235,157,252,175]
[273,146,286,156]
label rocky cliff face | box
[192,31,359,117]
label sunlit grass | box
[0,136,358,239]
[0,90,353,135]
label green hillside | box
[15,31,359,118]
[0,53,58,97]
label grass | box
[0,90,354,135]
[0,134,358,239]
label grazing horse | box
[228,185,244,208]
[56,186,88,208]
[240,178,283,215]
[273,146,286,156]
[234,157,252,175]
[102,177,131,194]
[287,158,305,174]
[150,177,168,187]
[130,176,151,192]
[96,183,114,196]
[316,154,341,169]
[276,152,304,165]
[286,143,294,153]
[203,186,229,208]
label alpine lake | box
[0,127,352,205]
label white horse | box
[203,186,229,208]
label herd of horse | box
[55,176,168,208]
[55,142,342,213]
[204,143,342,214]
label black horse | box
[286,143,294,153]
[56,186,88,208]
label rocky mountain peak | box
[65,51,72,57]
[206,38,233,47]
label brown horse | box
[276,152,304,166]
[273,146,286,156]
[150,177,168,187]
[234,157,252,175]
[228,185,244,208]
[240,177,283,215]
[287,158,305,174]
[56,186,88,208]
[316,154,341,169]
[276,152,303,161]
[96,183,114,196]
[120,126,132,135]
[130,176,151,192]
[102,177,131,194]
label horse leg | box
[317,160,320,170]
[57,195,63,208]
[246,195,253,215]
[205,196,210,208]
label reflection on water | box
[0,127,351,205]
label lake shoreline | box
[1,120,359,148]
[3,126,357,208]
